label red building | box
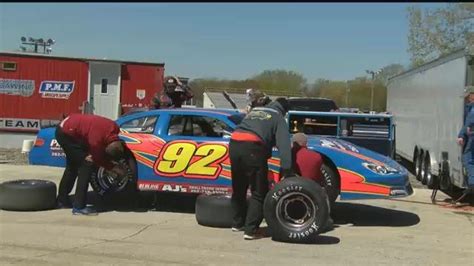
[0,52,165,133]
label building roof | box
[204,91,281,110]
[0,51,165,67]
[388,46,472,82]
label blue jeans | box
[462,140,474,188]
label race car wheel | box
[90,152,137,197]
[264,177,329,243]
[321,162,340,205]
[0,179,57,211]
[195,193,234,228]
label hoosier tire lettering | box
[272,185,303,201]
[264,177,329,243]
[288,222,319,239]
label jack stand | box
[430,189,438,204]
[452,188,471,205]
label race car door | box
[150,113,235,194]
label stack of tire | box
[195,177,330,243]
[0,179,57,211]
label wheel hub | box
[96,160,132,193]
[276,192,317,230]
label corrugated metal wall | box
[120,64,164,114]
[0,55,89,121]
[0,54,165,133]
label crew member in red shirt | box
[292,132,334,231]
[291,133,323,184]
[55,114,127,215]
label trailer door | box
[88,62,121,120]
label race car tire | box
[90,153,137,197]
[0,179,57,211]
[195,194,234,228]
[264,177,329,243]
[321,163,340,205]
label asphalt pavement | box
[0,164,473,266]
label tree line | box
[189,66,403,112]
[189,3,472,111]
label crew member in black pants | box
[55,113,127,216]
[55,125,93,212]
[229,98,294,240]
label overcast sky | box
[0,3,445,82]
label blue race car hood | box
[304,135,407,176]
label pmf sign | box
[39,81,75,99]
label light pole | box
[20,36,55,54]
[366,69,382,111]
[345,81,350,108]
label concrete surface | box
[0,132,37,149]
[0,164,473,266]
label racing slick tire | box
[321,163,340,205]
[0,179,57,211]
[195,193,234,228]
[90,151,137,197]
[263,177,329,243]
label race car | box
[29,108,413,202]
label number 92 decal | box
[154,141,229,179]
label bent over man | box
[229,98,294,240]
[56,114,127,215]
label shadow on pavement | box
[79,191,198,214]
[279,235,341,245]
[76,192,421,229]
[331,202,420,227]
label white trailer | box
[387,46,474,192]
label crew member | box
[229,97,294,240]
[291,133,323,184]
[244,88,271,113]
[150,91,172,109]
[55,113,127,215]
[291,132,334,231]
[456,86,474,200]
[150,76,194,109]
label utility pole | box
[366,69,382,111]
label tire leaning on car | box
[263,176,329,243]
[0,179,57,211]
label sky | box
[0,3,446,82]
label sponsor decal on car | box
[154,140,229,179]
[137,181,232,194]
[50,139,65,157]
